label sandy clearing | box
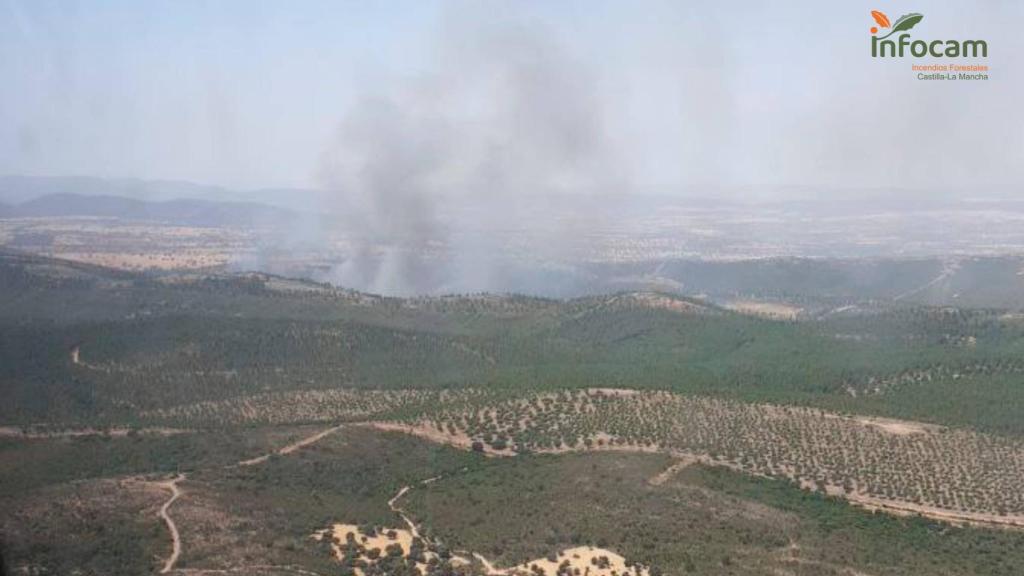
[54,251,229,271]
[618,292,708,315]
[315,483,435,574]
[851,416,940,436]
[809,410,944,437]
[320,482,648,576]
[724,299,802,320]
[476,546,649,576]
[359,421,517,457]
[319,523,416,557]
[314,522,470,575]
[586,387,641,397]
[473,552,503,574]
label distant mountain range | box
[0,175,315,210]
[0,187,297,228]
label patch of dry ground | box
[494,546,649,576]
[851,416,941,436]
[613,292,709,315]
[317,483,650,576]
[0,217,249,271]
[361,421,516,457]
[724,299,802,319]
[54,250,229,270]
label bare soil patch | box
[724,299,802,319]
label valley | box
[3,251,1024,574]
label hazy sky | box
[2,0,1022,196]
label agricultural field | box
[0,217,251,271]
[125,388,1024,526]
[6,426,1024,576]
[4,251,1024,575]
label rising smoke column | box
[316,14,625,296]
[318,97,452,294]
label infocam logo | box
[870,11,987,58]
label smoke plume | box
[316,15,623,295]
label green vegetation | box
[0,426,330,494]
[9,426,1022,575]
[4,252,1024,575]
[407,451,1024,575]
[1,478,168,575]
[4,253,1024,436]
[175,427,484,573]
[0,427,483,575]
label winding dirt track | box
[157,474,186,574]
[237,424,346,467]
[151,423,347,573]
[145,414,1024,576]
[366,419,1024,531]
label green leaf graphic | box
[878,13,924,39]
[891,13,924,32]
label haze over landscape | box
[3,2,1024,576]
[3,1,1024,295]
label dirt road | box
[146,423,347,574]
[156,473,185,574]
[237,424,346,467]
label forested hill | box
[3,250,1024,436]
[1,192,294,227]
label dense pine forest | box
[3,250,1024,435]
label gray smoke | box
[316,15,623,295]
[318,97,452,294]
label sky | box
[1,0,1023,197]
